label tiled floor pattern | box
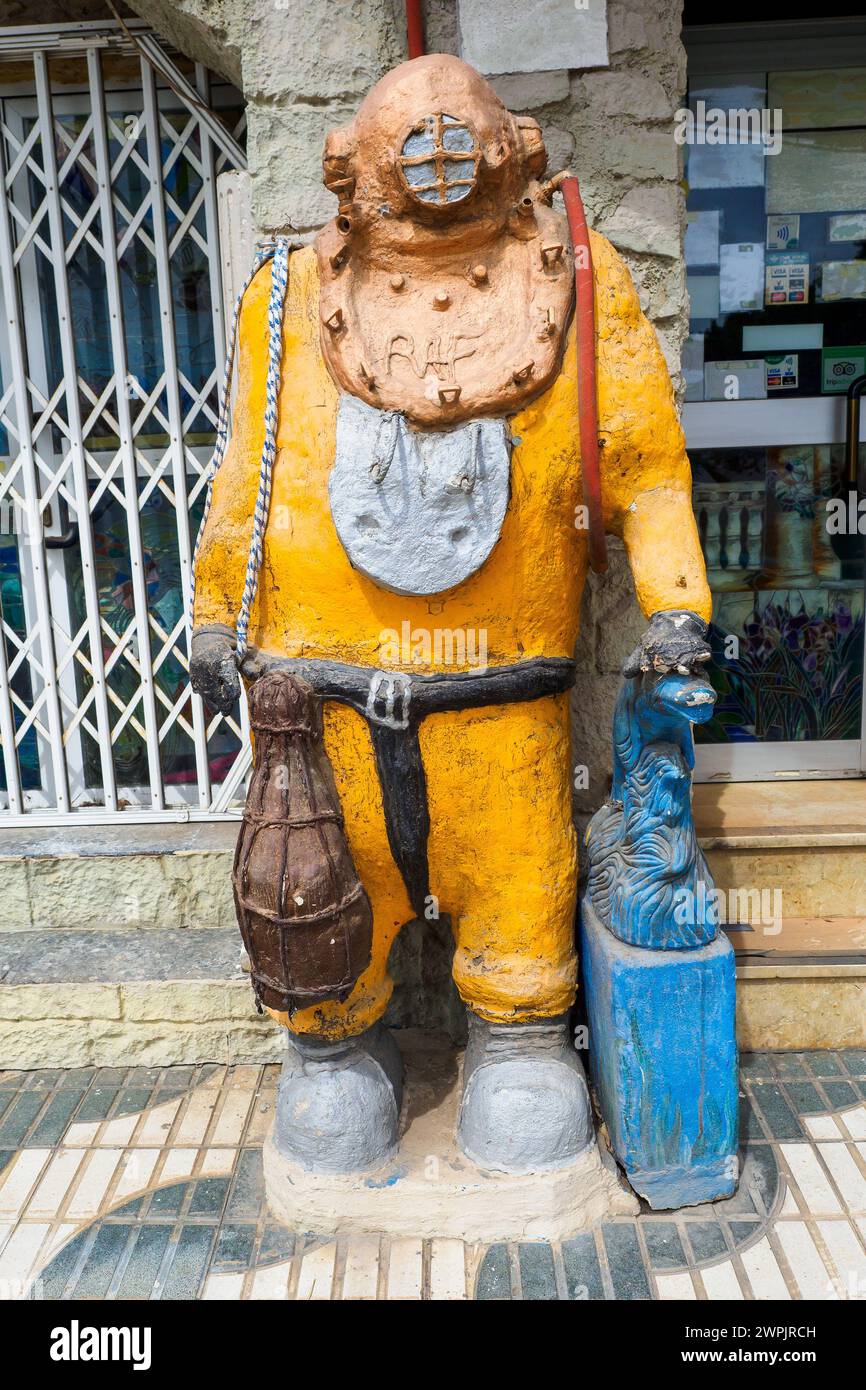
[0,1050,864,1300]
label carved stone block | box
[581,899,739,1210]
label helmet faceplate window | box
[399,113,479,206]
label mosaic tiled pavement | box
[0,1051,865,1300]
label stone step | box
[0,927,281,1069]
[15,831,858,928]
[702,840,866,919]
[693,777,866,838]
[3,795,865,930]
[1,812,864,1062]
[695,781,866,920]
[0,914,466,1069]
[0,823,238,932]
[727,916,866,957]
[0,918,862,1068]
[727,919,866,1053]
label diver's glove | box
[190,625,241,714]
[622,609,711,678]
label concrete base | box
[263,1030,638,1241]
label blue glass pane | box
[63,484,240,788]
[403,128,434,158]
[0,538,41,792]
[404,159,437,187]
[442,124,473,153]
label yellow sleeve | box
[192,262,271,632]
[591,230,712,623]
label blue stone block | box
[581,899,738,1210]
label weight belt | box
[241,651,577,919]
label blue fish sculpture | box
[585,671,718,950]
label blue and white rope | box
[189,235,292,661]
[235,236,290,658]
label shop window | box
[684,50,866,777]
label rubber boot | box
[273,1021,404,1173]
[458,1012,592,1173]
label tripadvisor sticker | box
[822,346,866,393]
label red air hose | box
[406,0,425,58]
[561,175,608,575]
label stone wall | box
[128,0,689,818]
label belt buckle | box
[366,670,412,730]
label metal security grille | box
[0,21,248,822]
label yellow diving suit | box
[194,229,709,1030]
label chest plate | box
[329,393,511,596]
[315,200,574,429]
